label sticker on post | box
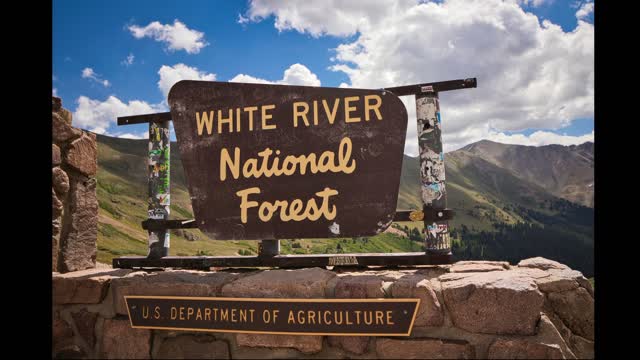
[157,194,170,206]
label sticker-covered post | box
[148,121,170,258]
[416,88,450,254]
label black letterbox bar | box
[116,78,477,126]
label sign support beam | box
[115,78,477,125]
[147,121,171,259]
[415,91,450,254]
[259,239,280,258]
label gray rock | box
[487,339,564,359]
[440,270,544,335]
[53,167,70,196]
[59,174,97,272]
[518,257,570,270]
[53,268,131,304]
[53,112,82,145]
[548,287,594,340]
[65,132,97,176]
[235,333,323,354]
[376,338,475,359]
[53,144,61,166]
[221,268,336,298]
[71,309,98,348]
[391,274,444,327]
[155,335,229,359]
[102,319,151,359]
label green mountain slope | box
[95,134,593,275]
[400,149,593,275]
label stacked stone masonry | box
[52,96,98,273]
[52,257,594,359]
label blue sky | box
[53,0,594,154]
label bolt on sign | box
[168,81,408,240]
[125,296,420,336]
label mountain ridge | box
[456,139,593,207]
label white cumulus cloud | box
[486,130,593,147]
[121,53,135,66]
[73,95,167,135]
[517,0,551,7]
[243,0,594,154]
[576,2,594,20]
[440,123,593,153]
[157,63,217,98]
[114,132,150,140]
[128,20,208,54]
[230,63,321,86]
[81,67,110,87]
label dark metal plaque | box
[125,296,420,336]
[168,81,408,240]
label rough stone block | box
[53,112,82,145]
[569,334,594,359]
[53,96,62,112]
[487,339,564,359]
[71,309,98,348]
[518,257,569,271]
[53,167,70,196]
[53,268,131,304]
[391,275,443,327]
[326,274,382,354]
[235,333,322,354]
[102,319,151,359]
[327,336,369,355]
[334,274,384,298]
[450,260,509,273]
[53,311,74,353]
[65,132,97,176]
[535,274,579,293]
[53,144,61,166]
[375,338,475,359]
[54,345,87,359]
[155,335,230,359]
[53,187,63,219]
[548,287,594,340]
[112,270,241,315]
[58,107,73,125]
[440,270,544,335]
[221,268,336,298]
[59,174,97,272]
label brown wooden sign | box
[125,296,420,336]
[168,81,408,240]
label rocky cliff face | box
[52,257,593,359]
[52,96,98,272]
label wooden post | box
[259,239,280,258]
[415,90,451,254]
[147,121,171,259]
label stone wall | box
[52,257,594,359]
[52,96,98,273]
